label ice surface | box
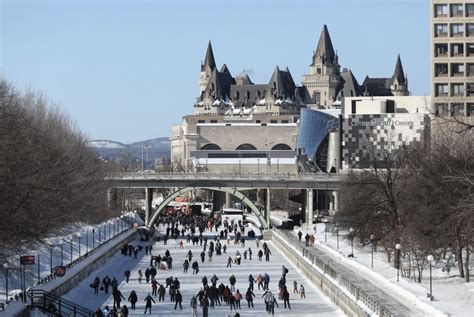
[63,225,344,316]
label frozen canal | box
[64,229,344,316]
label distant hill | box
[87,137,170,169]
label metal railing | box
[1,218,134,308]
[28,289,94,316]
[108,171,341,181]
[272,229,400,317]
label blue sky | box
[1,0,429,143]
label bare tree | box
[0,78,114,256]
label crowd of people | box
[89,213,306,316]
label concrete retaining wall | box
[270,230,370,317]
[46,231,137,297]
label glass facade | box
[296,108,339,170]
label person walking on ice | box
[144,293,156,314]
[190,296,198,317]
[299,284,306,298]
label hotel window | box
[451,103,465,115]
[451,24,464,36]
[436,103,449,116]
[450,4,463,16]
[436,84,449,96]
[468,103,474,116]
[467,64,474,76]
[435,43,448,56]
[435,63,448,76]
[468,24,474,36]
[467,83,474,96]
[451,63,465,76]
[435,24,448,37]
[435,4,448,17]
[452,83,465,96]
[468,43,474,56]
[467,4,474,17]
[451,43,464,56]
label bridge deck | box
[107,172,341,190]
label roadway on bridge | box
[63,225,344,316]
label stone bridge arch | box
[147,187,268,230]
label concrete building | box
[171,25,410,173]
[340,96,431,170]
[431,0,474,116]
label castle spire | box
[202,41,216,71]
[392,54,406,85]
[311,25,336,66]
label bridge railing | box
[108,171,341,181]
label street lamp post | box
[92,228,96,248]
[349,228,354,257]
[77,233,81,257]
[142,143,149,172]
[108,221,112,240]
[86,231,89,253]
[98,225,101,244]
[60,243,64,266]
[70,239,73,264]
[427,255,434,300]
[370,235,375,268]
[141,144,144,172]
[323,219,328,242]
[264,142,274,174]
[3,264,8,303]
[257,159,260,173]
[395,243,402,282]
[49,247,53,273]
[335,226,339,249]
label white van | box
[221,208,244,223]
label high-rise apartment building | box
[431,0,474,117]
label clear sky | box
[1,0,429,144]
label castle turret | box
[390,55,409,96]
[302,25,342,109]
[199,41,216,93]
[309,24,340,76]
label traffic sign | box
[20,255,35,265]
[54,266,66,277]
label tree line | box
[337,123,473,282]
[0,79,115,258]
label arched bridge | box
[148,186,269,229]
[106,171,342,229]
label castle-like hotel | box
[171,25,428,175]
[195,25,408,118]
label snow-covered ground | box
[63,224,345,316]
[295,223,474,317]
[0,212,142,304]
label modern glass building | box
[296,108,340,172]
